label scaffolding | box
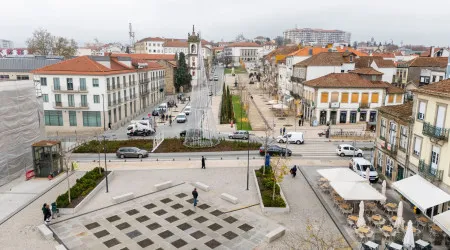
[0,80,44,186]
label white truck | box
[126,120,155,137]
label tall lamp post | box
[102,134,109,193]
[102,94,106,131]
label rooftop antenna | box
[129,23,135,49]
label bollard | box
[93,160,96,162]
[109,160,111,162]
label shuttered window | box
[361,93,369,103]
[388,95,394,103]
[341,92,349,103]
[351,93,359,103]
[396,94,402,103]
[331,92,339,102]
[371,93,379,103]
[320,92,329,103]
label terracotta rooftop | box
[164,40,188,48]
[407,57,448,68]
[304,73,395,89]
[378,102,413,120]
[294,52,356,67]
[137,37,166,43]
[414,79,450,97]
[355,56,396,68]
[288,46,367,57]
[350,68,383,75]
[372,81,405,94]
[32,140,60,147]
[111,53,175,61]
[226,42,262,48]
[372,53,395,58]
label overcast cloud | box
[2,0,450,47]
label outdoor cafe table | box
[366,202,376,208]
[418,216,429,223]
[386,203,397,209]
[348,215,358,222]
[358,226,370,234]
[391,216,397,222]
[340,203,351,210]
[372,214,382,221]
[319,177,328,182]
[431,225,443,233]
[382,225,393,233]
[334,196,344,202]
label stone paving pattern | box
[50,186,276,249]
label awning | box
[317,168,368,182]
[433,211,450,236]
[392,175,450,211]
[330,181,386,201]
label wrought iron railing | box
[418,159,443,182]
[422,122,449,141]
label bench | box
[265,226,286,243]
[220,193,239,204]
[112,192,134,203]
[154,181,173,191]
[193,182,210,191]
[55,245,67,250]
[37,224,53,240]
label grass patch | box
[224,67,247,74]
[255,166,286,207]
[153,138,261,153]
[232,95,252,131]
[73,139,153,153]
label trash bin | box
[265,154,271,167]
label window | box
[389,121,397,145]
[386,157,393,179]
[380,118,386,139]
[92,78,99,87]
[81,95,87,107]
[107,78,110,90]
[42,94,49,102]
[44,110,63,126]
[400,125,408,151]
[67,78,73,90]
[17,75,29,80]
[413,136,422,157]
[53,78,60,90]
[377,150,383,170]
[82,111,101,127]
[320,92,328,103]
[371,93,379,103]
[341,92,349,103]
[396,94,402,103]
[351,93,359,103]
[69,111,77,126]
[55,94,61,105]
[94,95,100,103]
[432,75,437,82]
[40,77,47,86]
[112,77,115,89]
[388,95,394,103]
[439,76,444,81]
[80,78,86,91]
[68,94,75,107]
[330,92,339,102]
[372,75,377,81]
[418,101,426,120]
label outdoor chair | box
[366,231,375,241]
[367,216,374,226]
[382,231,391,242]
[347,219,355,228]
[358,232,366,242]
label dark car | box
[152,110,159,116]
[180,129,203,138]
[116,147,149,159]
[259,145,292,157]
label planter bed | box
[74,140,153,153]
[153,138,261,153]
[253,167,290,215]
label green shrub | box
[55,167,105,208]
[262,178,274,189]
[74,140,152,153]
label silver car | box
[116,147,149,158]
[228,130,249,140]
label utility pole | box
[103,135,109,193]
[247,131,250,191]
[102,94,106,131]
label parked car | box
[228,130,249,140]
[180,129,203,137]
[336,144,363,157]
[350,157,378,183]
[259,145,292,157]
[184,106,191,115]
[213,75,218,81]
[176,113,187,123]
[116,147,149,159]
[152,109,159,116]
[276,132,304,144]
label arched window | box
[191,44,196,54]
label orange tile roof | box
[137,37,166,43]
[372,53,395,58]
[32,140,60,147]
[288,46,368,57]
[378,102,413,119]
[294,52,355,67]
[304,73,395,89]
[164,40,188,48]
[355,56,396,68]
[414,79,450,97]
[226,42,262,47]
[350,68,383,75]
[408,57,448,68]
[111,53,175,61]
[372,81,405,94]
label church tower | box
[188,25,200,86]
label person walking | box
[42,203,47,223]
[192,188,199,208]
[201,156,206,169]
[43,203,51,224]
[299,119,301,127]
[290,165,298,178]
[280,128,282,135]
[51,202,59,219]
[283,127,286,135]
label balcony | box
[359,102,370,109]
[117,98,122,104]
[418,160,443,182]
[124,96,129,101]
[53,102,89,109]
[142,78,150,84]
[129,81,136,86]
[382,142,397,156]
[329,102,340,109]
[52,86,88,93]
[422,122,449,141]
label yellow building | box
[410,79,450,193]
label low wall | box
[253,170,290,215]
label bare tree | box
[26,28,54,55]
[270,156,289,199]
[61,142,75,203]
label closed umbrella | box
[365,167,370,182]
[394,201,404,229]
[356,201,366,228]
[403,220,415,249]
[381,180,386,205]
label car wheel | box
[138,154,143,159]
[244,137,248,140]
[296,140,301,145]
[120,154,125,159]
[281,152,285,156]
[278,139,284,143]
[357,153,362,157]
[340,153,345,157]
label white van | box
[276,132,304,144]
[184,106,191,115]
[157,103,168,112]
[350,157,379,183]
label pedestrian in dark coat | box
[290,165,297,178]
[43,204,51,223]
[283,127,286,135]
[280,128,282,135]
[192,188,199,207]
[42,203,47,222]
[201,156,206,169]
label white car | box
[276,132,304,144]
[176,113,187,123]
[350,157,379,183]
[336,144,363,157]
[184,106,191,115]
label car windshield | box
[361,164,375,171]
[127,126,133,130]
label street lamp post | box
[102,135,109,193]
[247,132,250,191]
[102,94,106,131]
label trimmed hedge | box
[74,140,153,153]
[153,138,261,153]
[255,166,286,208]
[56,167,105,208]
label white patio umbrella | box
[365,167,370,182]
[272,103,289,110]
[356,201,366,228]
[403,220,415,249]
[380,180,387,205]
[268,100,281,105]
[394,201,404,229]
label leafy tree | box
[274,36,284,46]
[26,28,78,58]
[223,55,232,68]
[174,52,192,92]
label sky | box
[2,0,450,47]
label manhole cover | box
[284,124,293,127]
[278,118,286,120]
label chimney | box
[430,46,435,57]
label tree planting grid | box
[55,192,264,249]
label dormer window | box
[349,55,354,62]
